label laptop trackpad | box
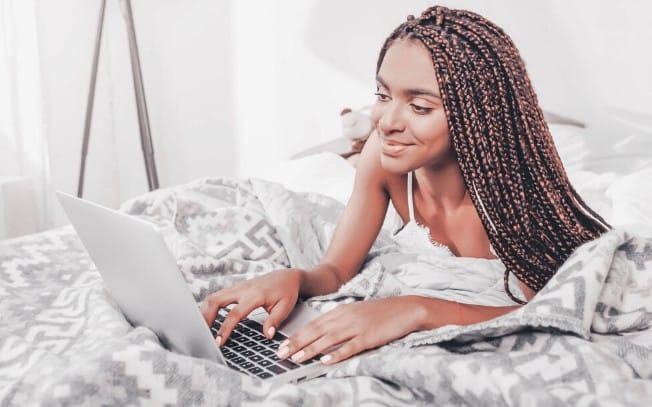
[248,302,322,336]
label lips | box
[381,139,412,156]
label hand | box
[200,268,303,346]
[277,296,430,365]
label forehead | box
[378,39,439,92]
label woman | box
[201,6,608,366]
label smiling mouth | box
[382,139,412,156]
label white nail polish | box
[279,339,289,348]
[320,354,332,364]
[277,346,289,358]
[267,326,276,338]
[215,335,222,346]
[291,350,305,362]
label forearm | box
[410,295,520,330]
[298,263,347,298]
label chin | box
[379,154,416,174]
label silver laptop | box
[56,191,333,383]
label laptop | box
[56,191,333,383]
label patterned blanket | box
[1,177,651,406]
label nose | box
[376,102,405,135]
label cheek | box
[414,115,449,144]
[431,110,450,134]
[412,124,453,158]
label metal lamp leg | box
[120,0,159,191]
[77,0,159,198]
[77,0,106,198]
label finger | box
[262,298,295,339]
[288,331,351,364]
[217,303,258,345]
[320,338,366,365]
[200,289,239,326]
[278,313,338,359]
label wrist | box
[296,268,309,297]
[409,296,470,330]
[409,296,444,331]
[298,263,344,298]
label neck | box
[413,160,468,213]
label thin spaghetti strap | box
[407,171,415,221]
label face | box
[372,39,455,174]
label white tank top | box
[383,172,525,305]
[391,171,497,258]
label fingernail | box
[291,350,305,362]
[279,339,289,348]
[216,335,222,346]
[267,326,276,338]
[320,354,332,364]
[277,346,289,358]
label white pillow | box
[252,152,355,205]
[548,123,590,172]
[606,167,652,236]
[547,123,652,233]
[549,122,652,175]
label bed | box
[1,119,652,406]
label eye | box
[410,104,433,114]
[374,92,390,102]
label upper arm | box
[320,131,390,283]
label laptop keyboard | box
[211,310,321,380]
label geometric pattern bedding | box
[0,177,651,406]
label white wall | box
[31,0,652,227]
[231,0,384,177]
[235,0,652,171]
[442,0,652,135]
[36,0,236,225]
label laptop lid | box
[56,191,223,363]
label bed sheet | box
[1,177,651,406]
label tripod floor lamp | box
[77,0,159,198]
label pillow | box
[549,123,652,229]
[253,152,355,205]
[549,122,652,175]
[548,123,590,172]
[606,167,652,236]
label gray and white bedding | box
[1,177,651,406]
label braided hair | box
[377,6,609,304]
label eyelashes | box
[374,92,433,115]
[374,92,390,102]
[410,104,432,114]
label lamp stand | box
[77,0,159,198]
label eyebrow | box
[376,75,441,99]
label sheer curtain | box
[0,0,51,239]
[2,0,237,238]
